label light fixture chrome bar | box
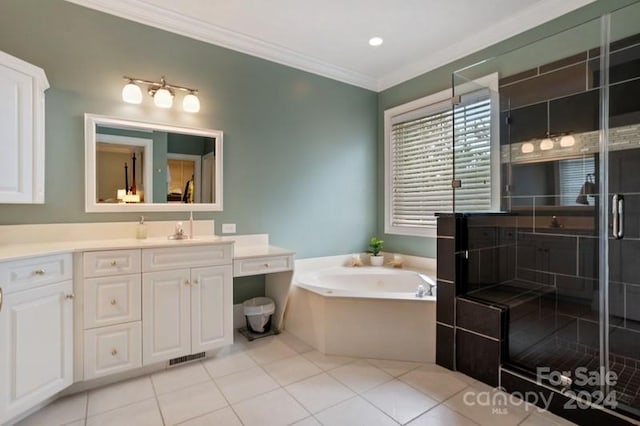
[123,76,198,94]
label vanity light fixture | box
[521,142,535,153]
[560,135,576,147]
[540,138,554,151]
[121,76,200,112]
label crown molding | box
[66,0,594,93]
[65,0,378,90]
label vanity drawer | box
[84,322,142,380]
[142,244,232,272]
[84,274,141,329]
[83,249,141,278]
[0,253,72,294]
[234,255,293,277]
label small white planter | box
[370,255,384,266]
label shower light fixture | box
[121,76,200,112]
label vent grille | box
[169,352,206,366]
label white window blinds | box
[387,92,493,234]
[558,158,595,206]
[453,97,493,212]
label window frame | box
[384,73,500,237]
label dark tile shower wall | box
[499,35,640,144]
[436,214,510,387]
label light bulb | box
[521,142,534,153]
[182,93,200,113]
[154,87,173,108]
[122,82,142,104]
[540,138,554,151]
[560,135,575,147]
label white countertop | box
[0,236,295,262]
[0,235,228,262]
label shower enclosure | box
[451,2,640,421]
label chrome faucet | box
[416,273,437,297]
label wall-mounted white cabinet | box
[0,50,48,204]
[0,255,73,425]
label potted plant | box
[368,237,384,266]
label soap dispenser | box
[136,215,147,239]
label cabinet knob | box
[110,260,117,266]
[34,269,45,275]
[193,279,199,285]
[65,294,75,300]
[111,349,118,356]
[110,299,117,306]
[264,263,270,268]
[184,279,190,286]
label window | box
[384,74,499,237]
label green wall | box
[377,0,640,258]
[2,0,639,263]
[0,0,378,259]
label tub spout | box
[417,273,436,296]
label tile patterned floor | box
[16,331,575,426]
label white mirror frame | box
[85,113,223,212]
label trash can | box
[243,297,275,334]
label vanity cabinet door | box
[0,50,48,204]
[191,265,233,353]
[0,280,73,424]
[142,269,191,365]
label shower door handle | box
[612,194,624,239]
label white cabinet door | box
[0,50,48,204]
[191,265,233,353]
[142,269,190,365]
[0,281,73,424]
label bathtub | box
[296,266,437,301]
[284,260,437,363]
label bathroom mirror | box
[85,114,223,212]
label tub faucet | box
[417,273,437,297]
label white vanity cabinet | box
[141,245,233,365]
[0,50,48,204]
[0,254,73,425]
[81,249,142,380]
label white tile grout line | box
[147,373,167,426]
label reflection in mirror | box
[510,156,596,208]
[85,114,223,212]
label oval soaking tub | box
[285,265,437,362]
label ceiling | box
[66,0,595,91]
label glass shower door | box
[606,2,640,416]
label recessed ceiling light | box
[369,37,383,47]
